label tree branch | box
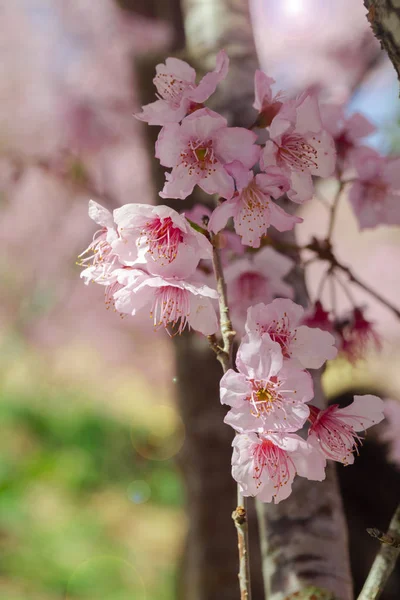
[364,0,400,84]
[358,503,400,600]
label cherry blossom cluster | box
[78,200,219,336]
[221,299,384,503]
[78,51,390,503]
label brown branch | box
[358,503,400,599]
[209,233,252,600]
[364,0,400,84]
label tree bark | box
[364,0,400,84]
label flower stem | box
[358,503,400,600]
[208,232,252,600]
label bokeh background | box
[1,1,400,599]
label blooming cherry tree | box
[77,49,400,600]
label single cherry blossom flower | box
[336,307,381,363]
[348,147,400,230]
[232,431,326,503]
[156,108,260,200]
[111,203,212,278]
[302,300,334,333]
[225,246,294,334]
[221,333,313,433]
[136,50,229,126]
[253,70,283,128]
[261,93,336,203]
[113,269,219,336]
[380,399,400,468]
[245,299,337,369]
[78,200,121,285]
[308,395,385,465]
[208,161,302,248]
[320,104,375,168]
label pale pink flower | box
[232,431,326,504]
[221,333,313,433]
[245,299,337,369]
[381,399,400,468]
[308,394,385,465]
[78,200,120,285]
[111,203,212,278]
[261,93,336,203]
[136,50,229,126]
[208,161,302,248]
[113,270,219,336]
[225,246,294,334]
[253,70,283,128]
[320,104,375,167]
[156,108,260,200]
[348,147,400,230]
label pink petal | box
[287,171,314,203]
[269,201,303,232]
[198,163,235,199]
[253,69,275,111]
[135,98,188,126]
[220,370,251,407]
[214,127,260,168]
[306,130,336,177]
[159,163,197,199]
[208,199,236,233]
[188,294,219,335]
[295,94,323,134]
[236,332,283,380]
[338,394,385,432]
[260,140,278,170]
[291,326,337,369]
[162,57,196,82]
[88,200,114,228]
[155,124,183,167]
[180,107,227,139]
[186,49,229,103]
[225,161,253,191]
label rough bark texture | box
[364,0,400,83]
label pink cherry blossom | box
[253,70,283,128]
[232,431,326,504]
[245,299,337,369]
[261,93,336,203]
[113,269,219,336]
[111,203,212,278]
[320,104,375,167]
[348,147,400,230]
[308,394,385,465]
[156,108,260,200]
[78,200,121,286]
[337,307,381,363]
[221,333,313,433]
[381,399,400,468]
[136,50,229,126]
[208,161,302,248]
[225,246,294,334]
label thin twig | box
[209,232,252,600]
[358,503,400,600]
[327,180,345,242]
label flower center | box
[150,286,190,335]
[261,315,294,359]
[141,217,184,264]
[277,133,318,172]
[154,73,193,108]
[250,381,281,417]
[252,439,294,493]
[310,406,363,465]
[179,139,218,178]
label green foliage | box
[0,388,183,599]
